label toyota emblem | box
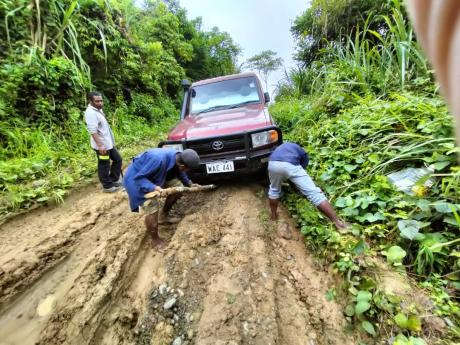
[211,141,224,150]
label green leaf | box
[226,293,236,304]
[416,199,431,212]
[326,288,336,301]
[355,301,371,314]
[345,305,355,317]
[433,161,450,170]
[406,315,422,332]
[358,277,376,290]
[360,212,385,223]
[385,246,407,264]
[335,197,347,208]
[409,337,426,345]
[433,201,455,213]
[361,320,376,336]
[368,153,379,163]
[353,240,368,255]
[394,313,408,328]
[356,290,372,302]
[394,334,409,345]
[443,216,460,227]
[344,164,358,172]
[397,220,421,240]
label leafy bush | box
[273,90,460,339]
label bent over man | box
[267,142,346,229]
[124,148,200,248]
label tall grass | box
[0,104,175,219]
[278,4,430,99]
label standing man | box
[84,91,123,193]
[123,148,201,248]
[267,142,347,229]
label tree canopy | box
[245,50,283,91]
[291,0,392,66]
[0,0,241,128]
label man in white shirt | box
[84,91,123,192]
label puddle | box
[0,252,88,345]
[36,295,56,317]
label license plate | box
[206,161,234,174]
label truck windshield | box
[190,76,261,115]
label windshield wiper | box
[195,100,260,114]
[195,105,231,114]
[226,100,260,109]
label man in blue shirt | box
[268,142,346,229]
[124,148,201,248]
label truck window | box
[190,76,261,115]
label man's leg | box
[267,161,287,221]
[95,150,113,189]
[159,179,184,224]
[159,193,182,224]
[268,198,280,221]
[108,147,123,183]
[142,198,165,248]
[288,165,346,229]
[145,212,165,248]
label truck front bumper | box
[159,126,282,180]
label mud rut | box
[0,184,355,345]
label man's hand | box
[334,219,348,231]
[98,146,107,155]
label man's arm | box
[297,145,309,169]
[177,170,192,187]
[84,111,107,154]
[90,133,107,155]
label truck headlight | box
[162,143,184,151]
[251,130,278,148]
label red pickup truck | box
[159,72,282,180]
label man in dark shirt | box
[124,148,200,248]
[268,142,346,229]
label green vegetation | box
[0,0,240,219]
[273,0,460,343]
[244,50,283,92]
[2,0,460,342]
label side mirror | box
[181,79,191,91]
[264,92,270,103]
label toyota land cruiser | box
[159,72,282,180]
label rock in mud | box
[172,336,182,345]
[159,283,168,294]
[277,222,292,240]
[163,298,177,310]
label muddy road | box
[0,184,355,345]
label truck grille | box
[187,136,246,155]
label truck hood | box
[167,104,272,140]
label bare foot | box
[270,213,278,221]
[151,237,166,249]
[158,216,181,225]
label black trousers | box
[94,147,123,188]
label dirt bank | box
[0,183,355,345]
